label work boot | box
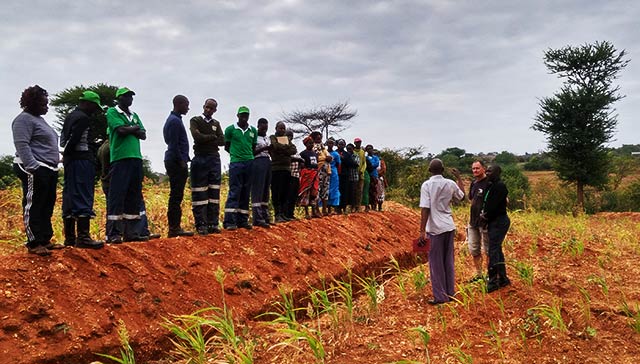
[75,217,104,249]
[168,228,195,238]
[487,265,500,292]
[63,217,76,247]
[497,264,510,287]
[197,225,210,235]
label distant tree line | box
[378,143,640,213]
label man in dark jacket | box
[269,121,297,223]
[482,164,511,292]
[163,95,194,238]
[189,98,225,235]
[60,90,104,249]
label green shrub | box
[501,165,530,210]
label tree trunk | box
[576,181,585,214]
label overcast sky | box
[1,0,638,172]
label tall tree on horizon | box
[50,83,118,143]
[533,41,629,211]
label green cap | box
[79,91,103,108]
[237,106,250,114]
[115,87,135,98]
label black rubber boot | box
[498,263,511,288]
[63,217,76,247]
[487,265,500,292]
[75,217,104,249]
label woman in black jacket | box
[481,164,511,292]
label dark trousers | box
[62,159,96,218]
[369,176,378,207]
[14,164,58,248]
[223,160,253,227]
[428,230,456,303]
[271,170,289,217]
[131,199,152,237]
[285,175,300,218]
[251,157,272,224]
[338,173,348,209]
[102,172,151,238]
[165,159,188,230]
[345,179,358,207]
[106,158,143,239]
[190,154,221,228]
[488,214,511,283]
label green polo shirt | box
[224,123,257,163]
[106,106,145,162]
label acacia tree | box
[281,101,357,139]
[50,83,118,142]
[533,41,629,210]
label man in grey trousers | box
[419,159,465,304]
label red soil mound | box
[0,202,419,364]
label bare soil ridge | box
[0,202,418,364]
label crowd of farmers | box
[11,85,387,254]
[11,84,512,300]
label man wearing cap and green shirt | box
[223,106,257,230]
[59,90,105,249]
[105,87,147,243]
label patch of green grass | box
[446,341,473,364]
[529,299,568,333]
[96,319,136,364]
[409,326,431,364]
[620,297,640,334]
[511,260,534,287]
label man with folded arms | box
[105,87,146,243]
[223,106,257,230]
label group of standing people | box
[295,133,387,220]
[10,85,388,256]
[419,159,511,304]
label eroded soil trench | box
[0,202,420,364]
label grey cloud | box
[1,0,639,170]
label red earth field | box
[0,202,639,363]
